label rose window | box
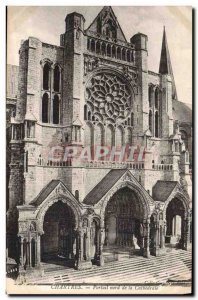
[85,73,133,122]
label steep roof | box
[152,180,178,202]
[172,100,192,124]
[159,27,178,100]
[30,180,60,206]
[83,169,127,205]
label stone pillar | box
[29,240,32,268]
[183,218,190,250]
[26,242,30,268]
[143,219,150,258]
[20,239,24,268]
[161,222,166,249]
[139,222,144,254]
[97,228,105,266]
[37,234,41,266]
[86,229,90,261]
[75,229,92,270]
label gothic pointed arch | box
[32,180,83,233]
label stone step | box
[26,249,192,284]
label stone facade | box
[7,7,192,275]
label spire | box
[159,27,178,100]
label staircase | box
[26,248,192,285]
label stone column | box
[26,242,30,268]
[161,222,166,249]
[139,222,144,255]
[86,229,90,261]
[97,228,105,266]
[183,218,190,250]
[20,239,24,268]
[37,234,41,267]
[76,229,92,270]
[143,219,150,258]
[29,240,32,268]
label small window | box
[117,47,121,60]
[107,44,111,57]
[84,105,87,120]
[131,112,134,126]
[112,45,116,58]
[75,190,79,200]
[96,41,100,54]
[101,42,106,56]
[127,50,130,62]
[122,48,126,61]
[91,40,95,52]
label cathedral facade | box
[7,7,192,274]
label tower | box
[131,33,148,135]
[159,27,174,137]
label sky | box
[7,6,192,105]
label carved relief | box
[29,221,36,232]
[18,221,28,233]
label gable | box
[83,169,127,205]
[83,169,154,207]
[30,180,76,207]
[86,6,127,43]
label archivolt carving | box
[36,193,82,233]
[98,180,153,224]
[163,190,190,220]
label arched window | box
[106,125,114,147]
[122,48,126,61]
[180,130,188,150]
[107,44,111,57]
[116,126,124,149]
[148,86,152,107]
[106,26,110,37]
[131,112,134,126]
[84,105,87,120]
[149,110,152,133]
[91,39,95,52]
[75,190,79,201]
[53,65,60,92]
[101,42,106,56]
[126,128,132,145]
[96,41,100,54]
[127,50,130,62]
[42,93,49,123]
[155,111,159,137]
[53,94,59,124]
[88,111,91,121]
[87,38,90,50]
[95,123,104,147]
[112,45,116,58]
[155,88,159,109]
[117,47,121,60]
[43,63,50,90]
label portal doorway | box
[41,201,76,266]
[104,187,144,256]
[165,197,185,248]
